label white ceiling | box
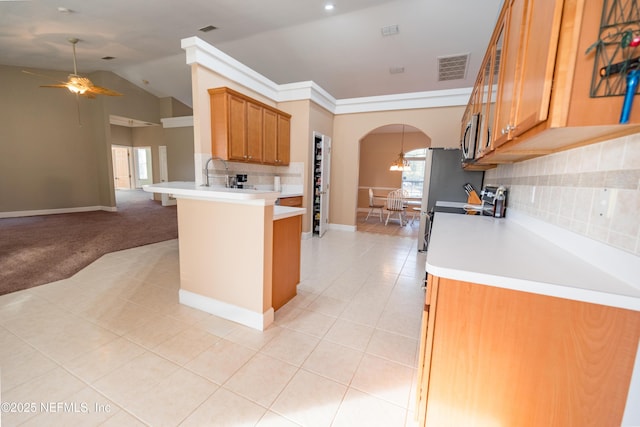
[0,0,504,107]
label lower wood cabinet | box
[417,275,640,426]
[272,215,302,310]
[277,196,303,208]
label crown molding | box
[334,87,472,114]
[161,116,194,128]
[181,37,280,101]
[181,37,471,115]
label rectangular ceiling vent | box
[199,25,218,33]
[437,53,470,81]
[381,25,399,36]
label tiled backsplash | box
[199,155,304,189]
[485,133,640,256]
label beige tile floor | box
[0,227,426,426]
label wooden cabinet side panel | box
[210,92,230,159]
[424,279,640,426]
[272,215,301,310]
[565,0,640,126]
[263,109,278,165]
[416,275,439,426]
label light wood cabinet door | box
[263,109,278,164]
[246,101,263,162]
[509,0,563,139]
[493,0,525,148]
[228,93,247,161]
[209,87,291,165]
[419,277,640,426]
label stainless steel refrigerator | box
[417,148,484,250]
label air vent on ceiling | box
[437,53,470,81]
[389,66,405,74]
[199,25,218,33]
[381,25,399,36]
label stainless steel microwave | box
[461,113,480,160]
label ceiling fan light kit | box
[24,37,123,98]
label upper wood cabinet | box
[209,87,291,165]
[466,0,640,168]
[262,108,291,165]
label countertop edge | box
[426,260,640,312]
[273,206,305,220]
[426,211,640,312]
[143,182,279,204]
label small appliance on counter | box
[235,174,247,189]
[481,185,507,217]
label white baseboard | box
[329,223,357,232]
[0,205,116,219]
[179,289,274,331]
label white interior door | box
[133,147,153,188]
[111,146,132,189]
[319,135,331,237]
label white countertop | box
[144,181,280,204]
[273,206,305,220]
[143,181,304,220]
[426,212,640,311]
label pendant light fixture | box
[389,125,410,171]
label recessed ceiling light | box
[199,25,217,33]
[324,4,334,11]
[57,7,73,14]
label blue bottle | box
[620,68,640,124]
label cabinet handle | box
[501,124,515,135]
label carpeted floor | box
[0,190,177,295]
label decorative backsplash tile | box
[201,157,304,189]
[485,133,640,256]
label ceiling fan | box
[23,38,123,98]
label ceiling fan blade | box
[39,84,69,89]
[87,85,123,96]
[22,69,68,85]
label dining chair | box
[385,188,407,226]
[364,188,385,222]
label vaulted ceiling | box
[0,0,503,107]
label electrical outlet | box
[597,188,617,218]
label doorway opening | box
[356,124,430,237]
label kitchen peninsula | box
[143,181,304,330]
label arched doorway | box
[356,124,430,236]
